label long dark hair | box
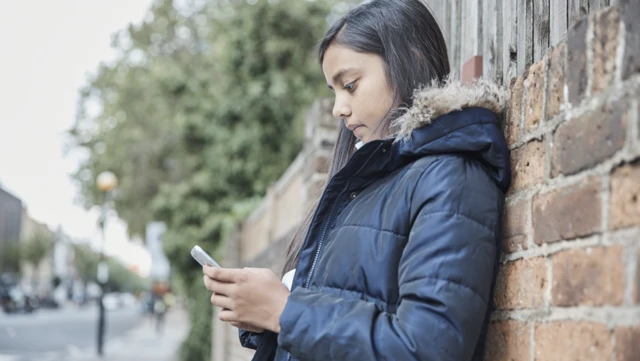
[282,0,451,275]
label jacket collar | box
[348,77,511,192]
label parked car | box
[38,294,59,309]
[0,285,38,314]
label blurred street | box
[0,303,188,361]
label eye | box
[344,81,356,92]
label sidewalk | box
[74,307,190,361]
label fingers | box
[211,293,234,310]
[218,308,236,322]
[203,266,241,283]
[230,322,264,333]
[203,274,234,295]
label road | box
[0,304,144,361]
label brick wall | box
[486,1,640,360]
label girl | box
[203,1,510,360]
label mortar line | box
[507,142,639,202]
[624,240,638,306]
[541,54,550,127]
[512,227,640,260]
[601,172,611,236]
[511,73,640,150]
[519,72,527,145]
[526,190,536,250]
[529,321,535,361]
[491,306,640,325]
[545,257,553,308]
[544,133,554,192]
[503,234,601,263]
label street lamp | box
[95,171,118,357]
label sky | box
[0,0,156,274]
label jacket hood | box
[390,76,511,192]
[393,76,508,139]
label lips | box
[347,124,364,132]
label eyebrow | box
[327,67,356,90]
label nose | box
[332,96,351,120]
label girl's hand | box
[230,321,265,333]
[203,266,290,333]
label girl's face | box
[322,43,394,144]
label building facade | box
[0,187,22,248]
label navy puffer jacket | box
[241,79,511,361]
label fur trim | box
[392,75,508,141]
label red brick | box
[533,177,601,244]
[493,257,547,309]
[567,17,589,106]
[524,59,546,131]
[551,246,625,306]
[546,43,566,119]
[462,56,483,84]
[502,199,528,253]
[535,321,613,361]
[616,327,640,361]
[509,139,545,194]
[484,320,530,361]
[621,0,640,80]
[552,98,627,177]
[592,7,620,95]
[610,162,640,230]
[506,76,525,145]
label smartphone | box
[191,245,221,268]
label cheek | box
[359,89,393,127]
[368,97,391,125]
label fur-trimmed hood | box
[375,76,512,192]
[392,76,508,140]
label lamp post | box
[95,171,118,357]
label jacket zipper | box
[304,142,384,288]
[284,181,349,361]
[304,183,350,288]
[283,177,338,361]
[285,143,384,361]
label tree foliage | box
[68,0,341,238]
[104,258,149,293]
[67,0,349,274]
[0,242,22,274]
[21,232,53,268]
[67,0,358,359]
[71,244,147,293]
[71,244,99,282]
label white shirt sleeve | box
[282,269,296,291]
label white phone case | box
[191,245,221,268]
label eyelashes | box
[344,81,356,92]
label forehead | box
[322,44,381,82]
